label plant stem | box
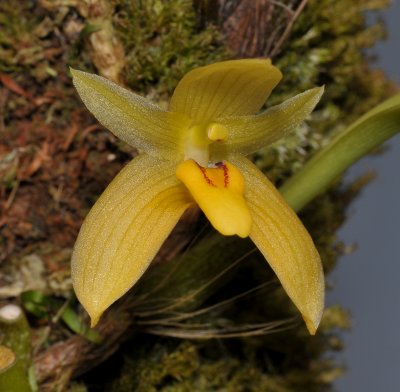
[0,305,33,392]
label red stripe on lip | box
[197,161,230,188]
[197,163,215,187]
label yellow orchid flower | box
[70,59,325,334]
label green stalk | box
[280,93,400,212]
[0,305,33,392]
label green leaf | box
[21,291,49,319]
[61,307,102,343]
[280,93,400,211]
[21,290,101,342]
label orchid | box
[71,59,325,334]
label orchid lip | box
[175,159,252,238]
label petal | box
[212,87,324,157]
[71,154,193,326]
[231,155,324,334]
[71,69,190,161]
[169,59,282,124]
[176,160,252,238]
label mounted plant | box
[0,1,398,391]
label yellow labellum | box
[176,160,252,238]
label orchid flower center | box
[184,122,228,167]
[177,122,252,238]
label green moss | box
[107,332,345,392]
[108,340,288,391]
[0,1,63,81]
[254,0,393,183]
[114,0,229,101]
[0,1,39,73]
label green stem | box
[280,93,400,212]
[0,305,33,392]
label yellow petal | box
[169,59,282,124]
[71,154,193,326]
[212,87,324,157]
[231,155,324,334]
[176,159,252,238]
[71,69,190,161]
